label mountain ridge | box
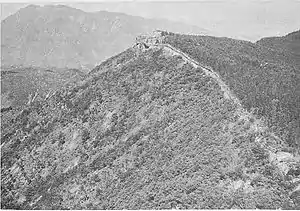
[135,31,242,106]
[1,4,209,71]
[256,30,300,65]
[1,30,300,209]
[159,31,300,149]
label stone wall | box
[135,30,173,46]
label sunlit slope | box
[1,38,299,209]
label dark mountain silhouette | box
[1,31,299,209]
[1,4,209,71]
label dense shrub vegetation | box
[1,66,85,109]
[257,30,300,66]
[164,33,300,150]
[1,44,298,209]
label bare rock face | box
[263,141,300,206]
[267,144,300,178]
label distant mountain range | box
[1,4,300,209]
[1,4,209,71]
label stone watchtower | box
[135,30,171,47]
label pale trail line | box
[138,41,300,194]
[150,43,300,190]
[150,42,267,133]
[152,43,242,108]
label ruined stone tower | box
[135,30,174,46]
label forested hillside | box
[1,67,85,110]
[164,33,300,150]
[256,30,300,66]
[1,34,299,209]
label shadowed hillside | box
[1,32,299,209]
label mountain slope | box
[1,67,85,110]
[162,32,300,149]
[1,4,208,71]
[1,32,299,209]
[256,30,300,66]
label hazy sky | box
[1,0,300,41]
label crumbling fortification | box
[136,30,174,46]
